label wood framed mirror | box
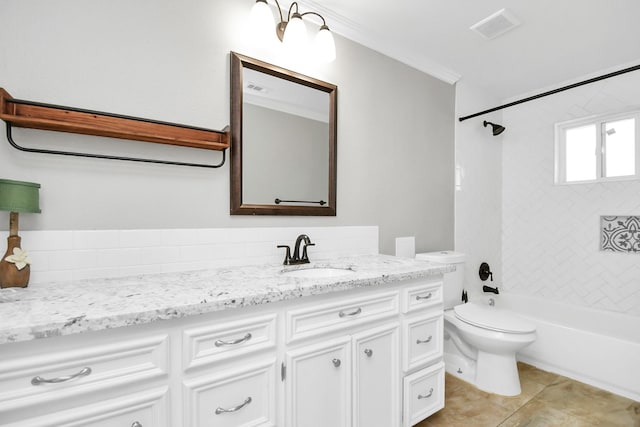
[230,52,337,216]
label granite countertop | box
[0,254,453,345]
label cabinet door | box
[352,323,400,427]
[285,336,351,427]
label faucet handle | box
[301,242,315,262]
[479,262,493,281]
[277,245,292,265]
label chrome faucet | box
[277,234,315,265]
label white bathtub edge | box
[517,354,640,402]
[497,293,640,402]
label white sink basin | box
[281,267,356,278]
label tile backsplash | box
[601,216,640,253]
[20,226,379,286]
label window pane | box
[604,118,635,177]
[565,124,596,182]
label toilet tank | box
[415,251,466,309]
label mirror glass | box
[230,52,337,216]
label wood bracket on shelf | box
[0,88,230,168]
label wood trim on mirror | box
[230,52,337,216]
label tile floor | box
[415,363,640,427]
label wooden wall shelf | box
[0,88,229,167]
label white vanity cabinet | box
[284,323,400,427]
[181,312,278,427]
[400,280,445,427]
[0,331,170,427]
[0,272,446,427]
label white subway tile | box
[119,230,162,248]
[48,250,100,271]
[21,231,73,251]
[72,230,119,250]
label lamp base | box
[0,235,30,288]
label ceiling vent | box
[470,8,521,40]
[245,82,269,94]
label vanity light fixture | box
[250,0,336,62]
[0,179,41,288]
[483,120,506,136]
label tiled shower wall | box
[501,67,640,316]
[454,81,503,301]
[21,226,378,286]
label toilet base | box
[475,351,521,396]
[444,352,476,385]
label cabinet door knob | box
[131,422,143,427]
[214,333,252,347]
[338,307,362,318]
[418,388,434,399]
[416,335,433,344]
[215,397,252,414]
[364,348,373,357]
[332,358,341,367]
[31,367,92,385]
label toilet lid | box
[454,303,536,334]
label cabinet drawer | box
[402,281,443,314]
[183,313,277,370]
[2,387,169,427]
[0,335,168,414]
[183,359,276,427]
[402,362,445,427]
[403,312,443,372]
[286,291,399,343]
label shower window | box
[555,110,640,184]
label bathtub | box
[496,293,640,401]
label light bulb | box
[282,13,308,52]
[249,0,275,40]
[314,25,336,62]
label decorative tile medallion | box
[601,216,640,253]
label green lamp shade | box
[0,179,41,213]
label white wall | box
[0,0,455,255]
[501,70,640,316]
[454,81,503,301]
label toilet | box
[416,251,536,396]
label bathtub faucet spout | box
[483,285,499,294]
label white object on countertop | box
[395,236,415,258]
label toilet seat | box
[454,303,535,334]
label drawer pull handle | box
[215,333,252,347]
[418,388,434,399]
[332,358,341,367]
[215,396,252,414]
[416,335,433,344]
[338,307,362,318]
[364,348,373,357]
[131,422,143,427]
[416,292,433,300]
[31,367,92,385]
